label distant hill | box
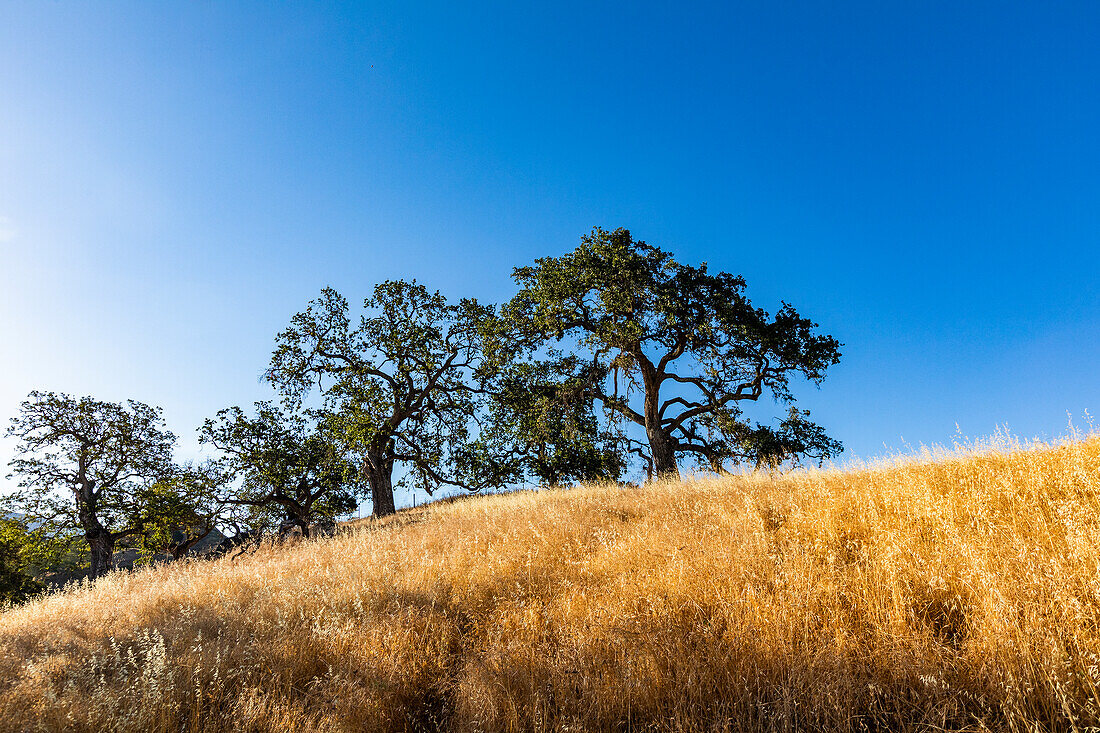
[2,438,1099,731]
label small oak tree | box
[198,402,361,536]
[266,281,504,516]
[4,392,177,578]
[505,228,842,479]
[137,462,226,561]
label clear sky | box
[2,1,1099,509]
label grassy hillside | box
[3,438,1100,732]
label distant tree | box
[505,227,843,479]
[465,354,625,488]
[0,518,45,605]
[4,392,177,578]
[137,462,226,561]
[198,402,362,536]
[266,281,506,516]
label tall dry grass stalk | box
[3,436,1100,731]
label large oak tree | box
[505,227,843,478]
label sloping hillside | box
[3,439,1100,732]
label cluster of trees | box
[1,228,842,597]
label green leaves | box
[0,518,46,605]
[3,227,843,571]
[472,354,624,488]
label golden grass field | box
[3,436,1100,732]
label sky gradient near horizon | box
[3,1,1100,509]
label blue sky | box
[2,1,1099,508]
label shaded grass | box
[3,436,1100,731]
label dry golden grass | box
[4,436,1100,731]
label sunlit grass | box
[3,434,1100,731]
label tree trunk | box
[277,513,311,539]
[639,356,680,480]
[87,529,114,579]
[77,491,114,579]
[365,449,396,517]
[646,426,679,479]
